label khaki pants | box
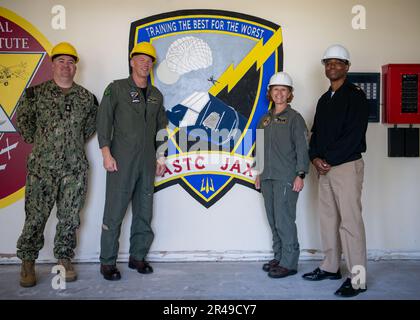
[318,159,367,278]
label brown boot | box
[20,260,36,287]
[57,259,77,282]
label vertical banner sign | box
[0,7,52,208]
[130,10,283,208]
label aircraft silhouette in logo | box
[0,62,27,86]
[207,75,219,85]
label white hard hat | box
[267,72,293,90]
[321,44,351,65]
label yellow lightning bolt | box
[208,27,283,96]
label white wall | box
[1,0,419,263]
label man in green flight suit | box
[16,42,98,287]
[97,42,168,280]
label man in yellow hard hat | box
[51,41,79,63]
[97,42,168,280]
[16,42,98,287]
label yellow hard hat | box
[130,42,156,62]
[51,42,79,63]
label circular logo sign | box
[0,7,52,208]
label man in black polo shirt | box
[303,44,369,298]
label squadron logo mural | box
[0,7,51,208]
[130,10,283,207]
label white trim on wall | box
[1,250,420,264]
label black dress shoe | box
[268,266,297,278]
[100,264,121,281]
[262,259,279,272]
[128,256,153,274]
[335,278,367,297]
[302,267,342,281]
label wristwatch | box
[297,171,306,179]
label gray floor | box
[1,260,419,300]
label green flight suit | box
[97,76,168,265]
[16,80,98,260]
[257,105,309,270]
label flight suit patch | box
[147,97,158,104]
[130,91,140,103]
[274,116,287,124]
[262,115,271,127]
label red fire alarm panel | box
[382,64,420,124]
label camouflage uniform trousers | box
[17,170,88,261]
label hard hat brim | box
[321,57,350,65]
[52,54,79,63]
[267,84,293,91]
[130,52,156,62]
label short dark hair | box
[52,54,77,63]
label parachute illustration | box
[157,36,213,85]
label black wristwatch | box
[297,171,305,179]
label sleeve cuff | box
[98,139,110,149]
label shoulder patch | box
[103,84,112,97]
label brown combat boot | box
[20,260,36,287]
[57,259,77,282]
